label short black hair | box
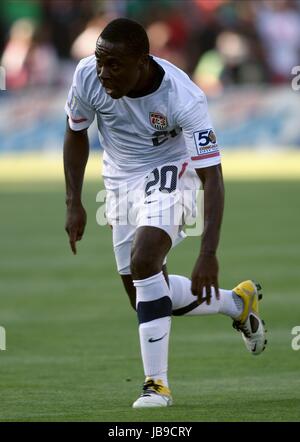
[99,18,149,56]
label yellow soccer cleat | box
[132,378,173,408]
[232,280,267,356]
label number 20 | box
[145,166,178,196]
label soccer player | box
[64,18,267,408]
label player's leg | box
[169,274,267,355]
[120,272,267,356]
[121,269,244,320]
[170,274,242,318]
[110,221,136,310]
[120,265,169,311]
[131,226,173,408]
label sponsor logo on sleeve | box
[208,129,217,144]
[149,112,168,130]
[192,129,219,160]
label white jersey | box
[65,55,221,188]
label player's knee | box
[130,250,162,280]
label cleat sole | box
[254,282,262,292]
[254,281,263,300]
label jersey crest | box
[149,112,168,130]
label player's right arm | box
[64,118,89,255]
[63,58,96,254]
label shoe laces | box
[141,379,163,396]
[232,320,251,339]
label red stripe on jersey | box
[70,116,88,123]
[178,161,188,179]
[191,152,220,161]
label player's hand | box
[65,203,87,255]
[191,254,219,305]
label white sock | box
[169,274,243,319]
[133,272,172,387]
[136,317,171,387]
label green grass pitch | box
[0,180,300,422]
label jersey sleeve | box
[175,94,221,169]
[64,61,95,131]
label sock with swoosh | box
[133,271,172,387]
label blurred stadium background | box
[0,0,300,422]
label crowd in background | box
[1,0,300,96]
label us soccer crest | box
[149,112,168,130]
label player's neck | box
[126,56,164,98]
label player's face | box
[95,38,146,99]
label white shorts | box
[104,159,201,275]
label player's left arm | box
[174,90,224,304]
[191,164,224,305]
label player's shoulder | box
[72,55,103,105]
[154,56,206,104]
[73,55,96,84]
